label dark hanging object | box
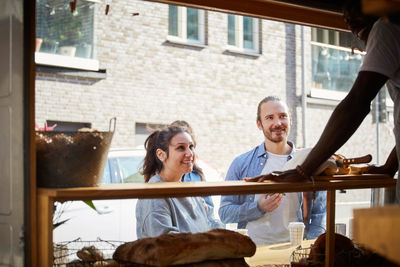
[70,0,77,13]
[105,4,110,15]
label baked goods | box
[322,154,372,176]
[115,258,249,267]
[93,260,120,266]
[66,259,119,267]
[309,233,355,266]
[77,245,104,262]
[66,260,92,267]
[113,229,256,267]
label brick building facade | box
[35,0,395,181]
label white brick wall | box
[35,0,395,178]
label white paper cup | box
[288,222,305,247]
[335,223,346,236]
[233,229,248,236]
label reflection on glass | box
[168,5,178,37]
[312,44,363,92]
[187,8,199,40]
[243,16,254,49]
[36,0,94,59]
[228,14,235,46]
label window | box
[310,28,365,97]
[227,14,259,55]
[168,5,205,46]
[135,122,166,147]
[35,0,99,70]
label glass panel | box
[243,16,254,49]
[168,5,178,36]
[118,157,144,183]
[187,8,199,40]
[315,28,324,43]
[228,14,235,46]
[329,30,336,45]
[36,0,94,59]
[311,44,363,91]
[101,161,112,184]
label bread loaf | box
[113,229,256,267]
[77,245,104,262]
[119,258,249,267]
[309,233,355,266]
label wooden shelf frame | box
[145,0,349,31]
[37,175,396,267]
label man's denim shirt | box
[218,142,326,239]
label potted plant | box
[39,2,83,57]
[58,13,83,57]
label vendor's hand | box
[258,193,283,212]
[362,164,397,177]
[244,169,308,183]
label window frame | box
[167,5,206,47]
[35,52,99,71]
[225,14,260,56]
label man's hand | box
[257,193,283,212]
[244,169,308,182]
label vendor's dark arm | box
[301,71,388,176]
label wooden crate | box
[353,205,400,265]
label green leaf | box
[83,200,97,211]
[83,200,112,215]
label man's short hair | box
[256,96,282,122]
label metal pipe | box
[301,26,307,148]
[372,94,383,206]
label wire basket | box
[290,246,315,265]
[289,244,367,267]
[54,237,124,266]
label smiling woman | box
[136,126,224,238]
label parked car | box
[101,148,146,184]
[53,148,224,243]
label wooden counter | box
[353,205,400,265]
[37,175,396,267]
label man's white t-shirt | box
[359,18,400,201]
[246,151,302,245]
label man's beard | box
[264,126,288,143]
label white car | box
[53,148,224,243]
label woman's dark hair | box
[169,120,204,181]
[142,126,186,182]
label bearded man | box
[218,96,326,245]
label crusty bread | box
[77,245,104,262]
[309,233,355,266]
[113,229,256,267]
[322,154,371,176]
[116,258,249,267]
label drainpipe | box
[301,26,307,148]
[372,95,383,206]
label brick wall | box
[35,0,395,179]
